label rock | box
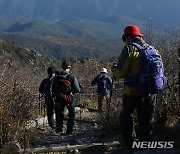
[74,148,79,153]
[25,120,38,129]
[1,142,21,154]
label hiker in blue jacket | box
[91,68,112,113]
[39,66,56,129]
[52,60,81,134]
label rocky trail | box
[26,108,180,154]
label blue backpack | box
[98,77,108,94]
[124,42,167,95]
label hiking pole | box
[38,93,41,115]
[106,75,114,120]
[43,96,46,126]
[38,93,43,115]
[79,93,82,130]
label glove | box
[111,62,117,72]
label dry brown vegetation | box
[0,40,61,147]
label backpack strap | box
[131,42,145,50]
[131,42,155,53]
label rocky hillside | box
[0,39,62,89]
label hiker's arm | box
[51,77,57,97]
[72,77,81,94]
[39,79,46,94]
[107,77,113,88]
[113,46,131,79]
[91,76,98,86]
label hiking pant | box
[45,97,55,129]
[55,98,75,133]
[120,94,157,148]
[98,93,110,112]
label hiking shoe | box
[55,127,63,133]
[65,132,72,135]
[49,125,55,130]
[66,129,74,135]
[98,109,103,112]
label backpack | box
[40,77,54,96]
[98,76,108,95]
[124,42,167,95]
[55,75,72,103]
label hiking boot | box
[98,108,103,112]
[66,131,73,135]
[55,127,63,133]
[49,124,55,130]
[66,129,74,135]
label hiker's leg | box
[55,99,66,132]
[105,94,110,116]
[98,94,104,111]
[137,94,157,141]
[66,101,75,134]
[46,98,55,129]
[120,94,136,148]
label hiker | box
[112,25,164,148]
[39,66,56,129]
[91,68,112,113]
[52,60,81,134]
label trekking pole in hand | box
[38,93,41,115]
[38,93,43,115]
[43,101,46,126]
[106,63,117,120]
[106,75,114,120]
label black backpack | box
[39,77,54,96]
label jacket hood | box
[56,70,69,78]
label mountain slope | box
[4,19,126,39]
[0,0,179,27]
[0,32,123,59]
[0,0,179,60]
[0,18,125,59]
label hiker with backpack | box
[52,60,81,134]
[91,68,112,113]
[39,66,56,129]
[112,25,167,148]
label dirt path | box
[29,109,180,154]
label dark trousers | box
[120,94,157,148]
[45,97,55,129]
[55,98,75,133]
[98,94,110,116]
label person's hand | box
[111,62,117,72]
